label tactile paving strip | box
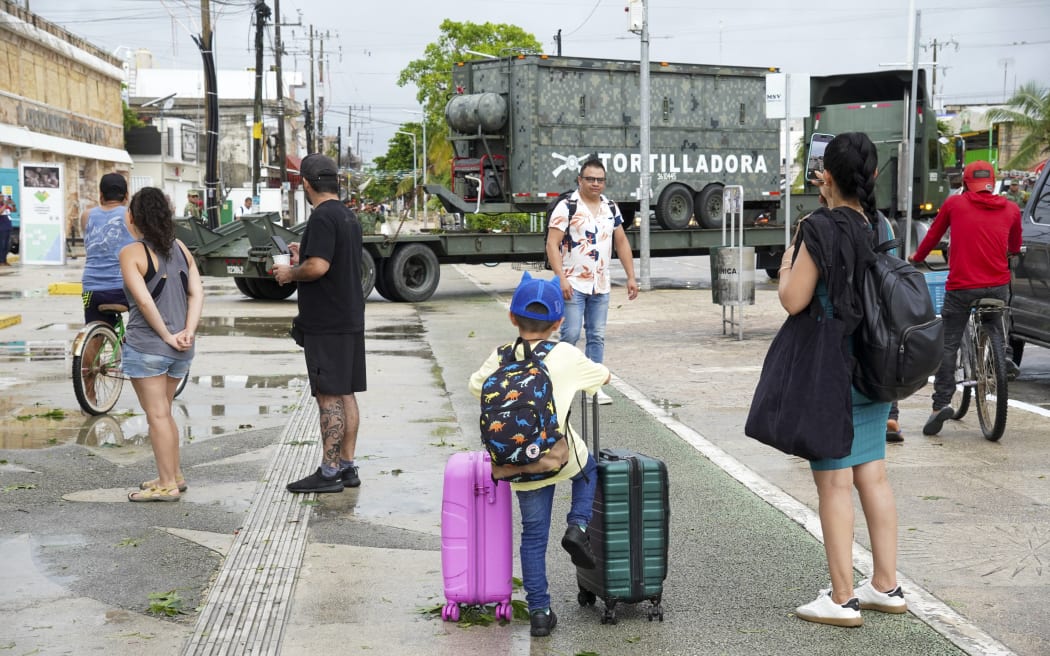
[183,386,319,655]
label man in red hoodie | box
[909,160,1023,436]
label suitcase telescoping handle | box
[579,390,600,453]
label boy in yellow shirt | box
[469,272,610,637]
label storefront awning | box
[0,123,132,164]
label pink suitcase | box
[440,451,514,621]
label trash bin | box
[710,246,755,305]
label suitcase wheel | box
[441,603,460,622]
[647,603,664,622]
[601,606,618,625]
[577,589,596,607]
[494,602,512,621]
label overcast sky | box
[25,0,1050,163]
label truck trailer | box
[427,54,784,230]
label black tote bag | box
[744,302,854,461]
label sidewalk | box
[0,259,1028,655]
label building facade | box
[0,0,132,255]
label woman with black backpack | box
[778,132,906,627]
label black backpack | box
[542,191,618,270]
[851,226,944,402]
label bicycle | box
[71,304,188,415]
[949,298,1009,441]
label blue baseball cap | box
[510,271,563,321]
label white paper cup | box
[272,253,290,267]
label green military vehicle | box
[793,70,951,248]
[429,54,784,231]
[184,55,799,302]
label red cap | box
[963,160,995,193]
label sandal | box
[128,486,181,502]
[140,476,187,492]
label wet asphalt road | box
[1,255,1049,655]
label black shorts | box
[82,288,128,326]
[303,332,367,396]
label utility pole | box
[304,101,313,153]
[309,24,316,153]
[196,0,219,228]
[251,1,270,198]
[920,36,957,110]
[554,29,562,56]
[317,33,325,145]
[273,0,294,224]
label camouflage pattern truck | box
[427,54,783,230]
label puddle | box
[192,374,304,389]
[0,289,47,300]
[366,324,425,340]
[0,340,67,362]
[651,398,683,410]
[196,316,293,338]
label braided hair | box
[128,187,176,257]
[822,132,878,223]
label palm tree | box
[986,82,1050,169]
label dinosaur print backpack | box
[479,338,568,483]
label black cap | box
[300,153,339,184]
[99,173,127,196]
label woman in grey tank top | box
[119,187,204,502]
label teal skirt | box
[810,387,890,471]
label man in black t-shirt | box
[274,154,366,493]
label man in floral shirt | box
[545,158,639,404]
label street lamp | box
[396,130,418,224]
[403,109,428,227]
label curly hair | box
[822,132,879,222]
[128,187,176,257]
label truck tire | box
[695,184,724,228]
[234,277,257,298]
[655,184,694,230]
[248,278,297,301]
[361,249,376,298]
[372,258,396,301]
[387,243,440,302]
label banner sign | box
[18,163,65,265]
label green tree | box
[395,20,542,190]
[986,82,1050,169]
[364,129,418,206]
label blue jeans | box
[560,289,610,363]
[932,285,1010,410]
[515,454,597,611]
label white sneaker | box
[595,389,612,405]
[855,579,907,614]
[795,589,863,627]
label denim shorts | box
[121,343,192,379]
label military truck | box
[793,69,951,247]
[427,54,783,230]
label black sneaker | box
[339,464,361,488]
[286,467,345,494]
[922,406,955,436]
[529,608,557,637]
[1006,359,1020,381]
[561,524,596,569]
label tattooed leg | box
[316,394,346,470]
[339,393,360,462]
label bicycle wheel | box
[72,322,124,415]
[952,324,972,420]
[974,325,1008,441]
[174,369,189,398]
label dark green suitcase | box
[576,392,669,624]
